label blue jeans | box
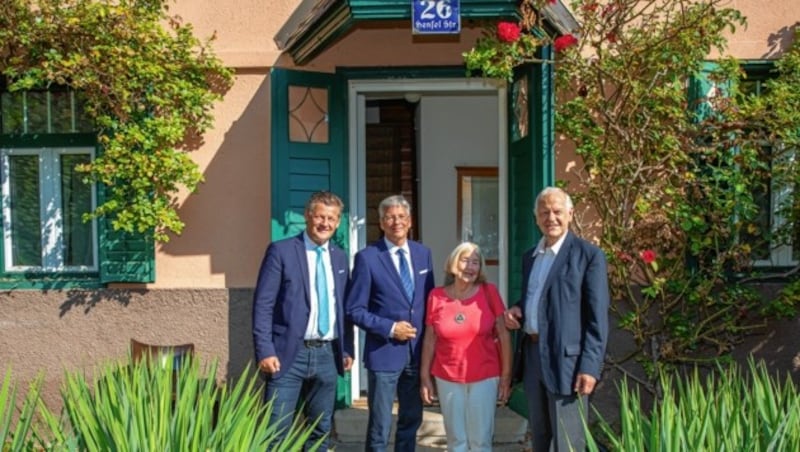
[365,355,423,452]
[265,342,337,451]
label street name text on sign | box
[412,0,460,35]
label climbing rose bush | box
[496,21,521,43]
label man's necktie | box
[315,246,330,337]
[396,249,414,302]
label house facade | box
[1,0,798,407]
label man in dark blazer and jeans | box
[504,187,610,452]
[346,195,435,452]
[252,191,354,451]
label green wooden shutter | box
[688,61,731,123]
[270,68,348,250]
[506,49,555,420]
[507,48,555,300]
[270,68,350,408]
[98,184,155,283]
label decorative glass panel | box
[511,75,529,142]
[9,155,42,266]
[457,166,499,264]
[288,85,329,143]
[1,92,25,134]
[61,154,93,266]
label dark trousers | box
[265,341,338,451]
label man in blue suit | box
[504,187,610,452]
[252,191,354,451]
[346,195,435,452]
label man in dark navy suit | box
[346,195,435,452]
[253,191,354,451]
[504,187,610,452]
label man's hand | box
[504,306,522,330]
[392,321,418,341]
[343,356,354,372]
[258,356,281,374]
[574,373,597,396]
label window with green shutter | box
[689,62,798,268]
[0,85,154,287]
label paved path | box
[331,400,531,451]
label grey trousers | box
[523,340,588,452]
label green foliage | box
[553,0,800,385]
[0,370,44,451]
[0,0,233,242]
[3,358,322,451]
[588,360,800,451]
[464,0,800,389]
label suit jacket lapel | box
[541,232,574,296]
[293,233,311,305]
[330,245,347,295]
[377,239,410,297]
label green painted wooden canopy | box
[275,0,579,64]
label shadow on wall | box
[159,68,273,289]
[228,288,258,381]
[58,289,145,316]
[764,22,800,58]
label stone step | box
[332,398,529,450]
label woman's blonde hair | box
[443,242,487,286]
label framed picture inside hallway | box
[456,166,499,265]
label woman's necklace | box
[447,283,477,324]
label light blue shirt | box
[524,233,567,334]
[303,232,336,340]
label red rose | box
[553,34,578,52]
[640,249,657,264]
[496,21,521,43]
[606,32,617,43]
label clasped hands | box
[392,321,417,341]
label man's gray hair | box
[378,195,411,219]
[535,187,574,210]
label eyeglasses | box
[382,214,409,223]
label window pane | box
[73,92,94,132]
[9,155,42,266]
[26,92,49,133]
[61,154,93,266]
[50,91,74,133]
[1,92,25,134]
[748,182,772,260]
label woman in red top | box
[420,242,512,451]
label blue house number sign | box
[412,0,460,34]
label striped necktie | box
[396,249,414,302]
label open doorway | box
[364,99,420,243]
[347,78,508,400]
